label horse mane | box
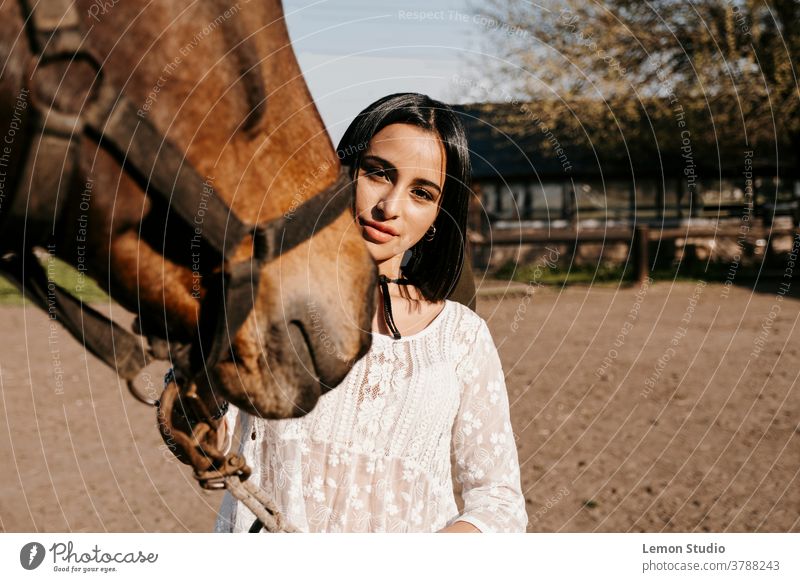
[207,0,266,135]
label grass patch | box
[0,255,110,305]
[494,258,769,287]
[494,260,636,287]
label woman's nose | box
[375,185,403,218]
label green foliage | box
[495,258,633,286]
[472,1,800,164]
[494,255,769,287]
[0,256,110,305]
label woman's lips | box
[359,219,397,243]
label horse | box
[0,0,377,498]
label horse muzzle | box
[200,285,374,420]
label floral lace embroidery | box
[214,300,528,533]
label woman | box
[214,93,527,533]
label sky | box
[282,0,492,144]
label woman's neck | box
[376,255,404,280]
[375,253,432,302]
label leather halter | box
[0,0,355,399]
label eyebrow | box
[362,154,442,194]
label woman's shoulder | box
[444,301,502,381]
[445,298,483,324]
[443,299,491,339]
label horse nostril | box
[286,320,321,417]
[287,320,318,380]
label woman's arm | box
[450,318,529,533]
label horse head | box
[0,0,376,421]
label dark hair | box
[336,93,472,302]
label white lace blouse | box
[213,299,528,533]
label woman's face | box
[354,123,446,263]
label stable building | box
[453,101,800,231]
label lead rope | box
[223,476,299,533]
[158,372,297,533]
[377,274,412,339]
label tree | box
[468,1,799,182]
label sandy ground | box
[1,280,798,532]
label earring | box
[424,224,436,241]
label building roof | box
[452,100,795,183]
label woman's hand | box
[437,520,481,533]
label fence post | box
[633,225,650,283]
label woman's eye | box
[413,189,433,201]
[364,165,388,180]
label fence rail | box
[469,222,800,283]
